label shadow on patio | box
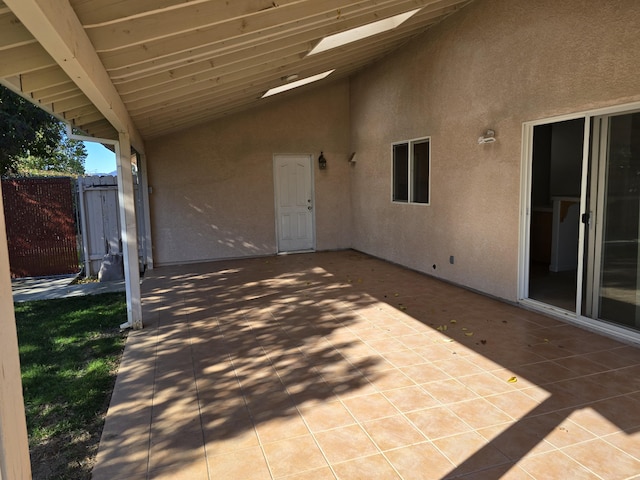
[92,251,640,479]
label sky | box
[83,141,116,175]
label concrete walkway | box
[11,274,125,302]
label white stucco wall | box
[349,0,640,301]
[146,80,352,265]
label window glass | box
[392,138,430,204]
[412,140,430,204]
[393,143,409,202]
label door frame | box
[273,153,316,254]
[518,100,640,345]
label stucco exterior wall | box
[349,0,640,301]
[146,80,351,265]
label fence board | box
[1,177,79,278]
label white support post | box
[77,176,92,277]
[138,153,154,270]
[116,133,143,330]
[0,186,32,480]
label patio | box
[92,250,640,480]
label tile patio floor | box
[92,251,640,480]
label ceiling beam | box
[4,0,144,152]
[0,43,55,77]
[86,0,305,52]
[0,12,34,49]
[20,65,71,92]
[99,0,433,74]
[71,0,207,27]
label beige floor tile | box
[262,434,328,478]
[342,393,399,422]
[447,398,512,430]
[367,368,415,391]
[517,449,601,480]
[314,425,379,464]
[147,457,209,480]
[332,454,400,480]
[362,415,427,451]
[483,390,541,420]
[280,466,336,480]
[602,430,640,461]
[383,349,427,367]
[254,413,310,444]
[433,431,511,477]
[562,438,640,480]
[207,446,272,480]
[298,400,356,432]
[384,442,456,480]
[422,378,479,404]
[382,385,439,413]
[406,406,472,440]
[96,252,640,480]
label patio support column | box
[116,132,143,330]
[0,186,32,479]
[138,153,154,270]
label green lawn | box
[15,292,127,480]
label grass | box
[15,292,127,480]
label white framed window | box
[392,137,430,204]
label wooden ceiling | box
[0,0,471,145]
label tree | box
[0,85,87,176]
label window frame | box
[391,136,431,205]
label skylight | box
[308,9,421,56]
[262,70,336,98]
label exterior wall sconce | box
[318,151,327,169]
[478,129,496,144]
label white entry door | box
[274,154,315,252]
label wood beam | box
[51,93,92,112]
[4,0,145,153]
[71,0,206,27]
[20,65,71,92]
[0,11,34,49]
[0,43,55,78]
[100,0,460,76]
[0,186,32,480]
[126,33,407,116]
[119,18,432,104]
[86,0,301,51]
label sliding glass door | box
[525,109,640,333]
[588,112,640,329]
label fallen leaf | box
[394,293,399,297]
[464,332,473,337]
[507,376,518,383]
[400,306,407,311]
[443,339,454,343]
[462,327,468,331]
[544,338,550,343]
[480,339,487,345]
[450,319,457,324]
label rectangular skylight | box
[308,9,421,56]
[262,70,336,98]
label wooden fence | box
[1,177,79,278]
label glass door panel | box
[597,112,640,328]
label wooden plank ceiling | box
[0,0,471,142]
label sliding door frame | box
[518,101,640,345]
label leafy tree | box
[0,85,86,176]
